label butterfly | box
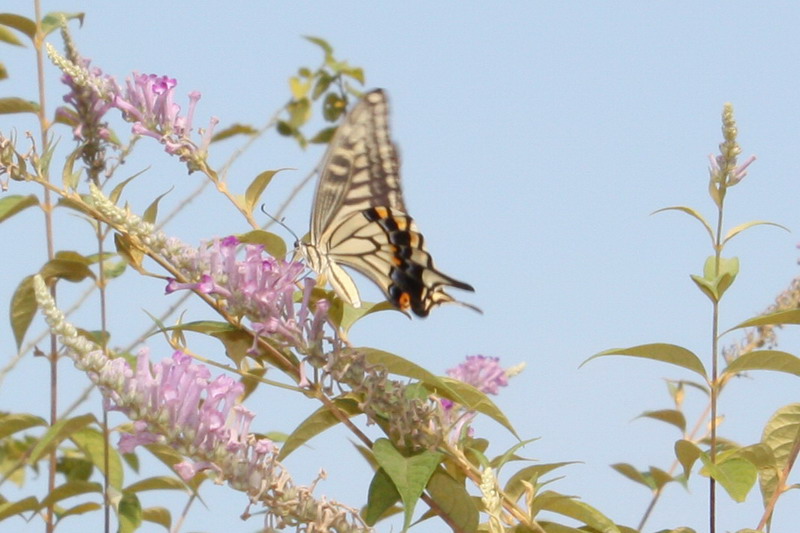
[298,89,478,317]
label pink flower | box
[447,355,508,395]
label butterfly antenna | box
[260,204,300,243]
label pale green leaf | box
[0,496,39,520]
[58,501,102,518]
[585,343,707,378]
[0,96,39,114]
[723,220,789,245]
[637,409,686,432]
[700,456,757,502]
[652,206,714,244]
[142,506,172,529]
[0,194,38,223]
[0,13,36,40]
[10,275,37,350]
[40,12,85,36]
[210,123,257,143]
[425,470,478,533]
[39,480,102,507]
[0,413,47,439]
[649,466,674,490]
[118,491,143,533]
[504,462,577,501]
[724,350,800,378]
[365,468,400,525]
[237,229,288,259]
[29,414,96,463]
[71,427,124,489]
[304,35,333,57]
[759,403,800,510]
[728,309,800,331]
[489,437,540,469]
[611,463,651,489]
[0,26,24,46]
[143,189,172,224]
[532,490,620,532]
[674,439,702,479]
[40,257,95,283]
[278,398,361,460]
[245,169,286,215]
[372,439,442,532]
[126,476,186,493]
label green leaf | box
[426,470,478,532]
[759,403,800,510]
[532,490,620,532]
[0,413,47,439]
[637,409,686,432]
[114,233,145,273]
[0,496,39,520]
[724,350,800,378]
[245,169,286,215]
[71,427,124,489]
[0,62,7,80]
[504,462,577,501]
[109,171,146,204]
[649,466,674,490]
[359,347,518,436]
[699,455,757,502]
[39,480,102,508]
[118,491,143,533]
[0,13,36,40]
[611,463,652,489]
[0,96,39,114]
[40,257,95,283]
[585,343,707,378]
[304,35,333,57]
[728,309,800,330]
[0,25,24,46]
[0,194,38,223]
[289,76,310,99]
[126,476,185,493]
[722,220,789,245]
[372,439,443,532]
[489,437,540,470]
[57,501,102,519]
[365,468,401,525]
[142,506,172,529]
[236,229,288,259]
[10,275,37,350]
[62,145,82,190]
[309,126,338,144]
[675,439,702,479]
[278,397,361,460]
[143,189,172,224]
[40,12,85,36]
[652,206,714,244]
[209,123,257,143]
[29,413,96,463]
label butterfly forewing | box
[304,89,477,317]
[311,90,404,239]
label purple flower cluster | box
[49,45,216,172]
[55,57,114,143]
[113,73,218,164]
[110,349,274,480]
[166,236,331,353]
[447,355,509,395]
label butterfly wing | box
[305,89,477,317]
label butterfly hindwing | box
[302,89,477,317]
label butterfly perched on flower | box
[298,89,477,317]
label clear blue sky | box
[2,2,799,532]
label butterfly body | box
[300,89,476,317]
